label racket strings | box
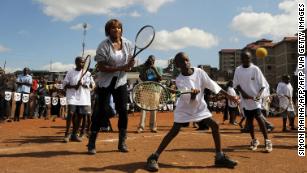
[262,95,290,114]
[135,27,155,49]
[134,84,168,110]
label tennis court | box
[0,112,305,173]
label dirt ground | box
[0,112,306,173]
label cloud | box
[34,0,173,21]
[151,27,219,51]
[4,67,21,73]
[142,0,174,13]
[70,23,92,30]
[231,0,303,38]
[229,36,239,43]
[41,62,74,72]
[137,58,169,68]
[155,59,169,68]
[0,45,11,53]
[129,11,141,17]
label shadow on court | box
[79,162,219,173]
[0,150,85,158]
[0,150,118,158]
[2,135,65,145]
[273,135,297,139]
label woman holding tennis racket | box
[87,19,135,154]
[146,52,238,171]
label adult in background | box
[50,80,61,121]
[15,67,32,121]
[29,77,38,118]
[37,79,49,119]
[87,19,135,154]
[137,55,163,133]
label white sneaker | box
[265,139,273,153]
[250,139,260,151]
[137,127,144,133]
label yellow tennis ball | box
[256,47,268,58]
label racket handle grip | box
[253,97,260,101]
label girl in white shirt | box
[146,52,238,172]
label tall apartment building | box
[219,49,241,74]
[219,36,298,88]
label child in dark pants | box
[146,52,239,172]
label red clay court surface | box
[0,112,306,173]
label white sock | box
[216,152,224,159]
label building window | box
[267,65,272,70]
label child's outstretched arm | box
[218,90,240,105]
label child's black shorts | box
[243,108,261,119]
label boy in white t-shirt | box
[226,81,239,125]
[233,51,272,153]
[276,75,297,131]
[146,52,239,172]
[62,57,93,142]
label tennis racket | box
[259,94,290,115]
[131,25,155,59]
[132,81,192,111]
[79,55,91,82]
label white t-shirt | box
[62,69,93,106]
[227,87,237,108]
[276,82,294,111]
[233,64,268,110]
[114,50,125,66]
[174,68,221,123]
[113,50,126,78]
